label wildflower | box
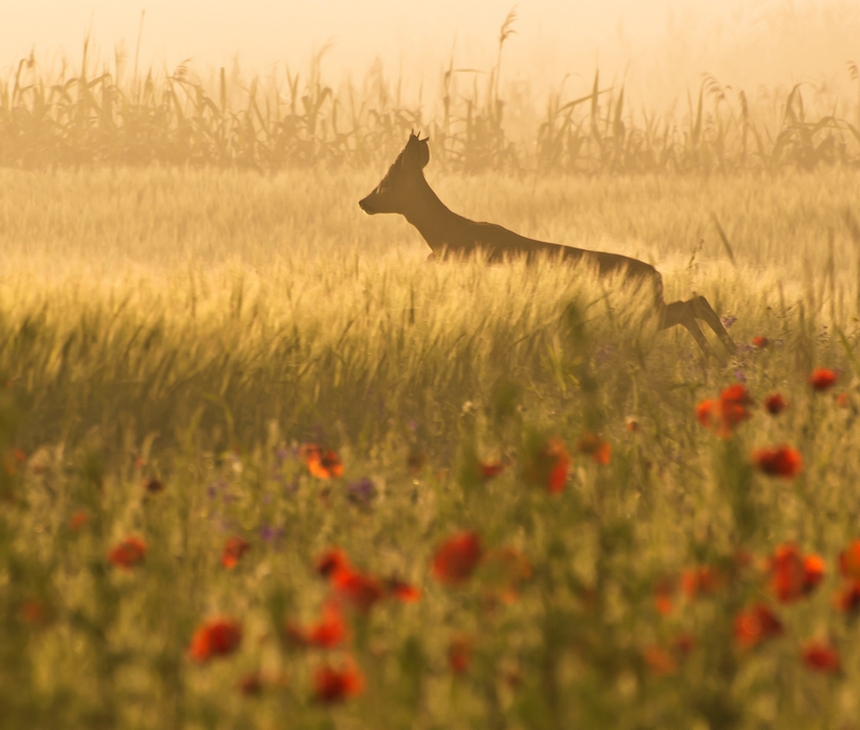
[189,617,242,662]
[331,569,384,613]
[767,544,824,603]
[300,444,344,479]
[576,433,612,465]
[238,672,265,696]
[108,536,147,570]
[733,603,783,649]
[432,531,482,586]
[809,368,839,392]
[221,536,251,569]
[801,642,841,673]
[448,636,471,674]
[653,576,675,615]
[19,599,49,625]
[625,416,640,432]
[752,445,803,479]
[836,392,849,408]
[643,645,677,676]
[763,393,787,416]
[697,384,753,438]
[346,477,376,506]
[523,438,570,493]
[833,581,860,614]
[680,566,725,600]
[143,478,164,494]
[752,336,770,348]
[839,540,860,580]
[69,510,88,532]
[384,577,422,603]
[287,603,348,648]
[314,548,351,579]
[312,660,364,703]
[479,460,505,480]
[407,451,427,475]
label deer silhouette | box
[359,132,736,359]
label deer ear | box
[417,137,430,168]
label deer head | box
[358,132,430,215]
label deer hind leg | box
[661,300,718,360]
[690,295,737,354]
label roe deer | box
[359,132,737,359]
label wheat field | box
[3,43,860,728]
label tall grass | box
[2,24,859,173]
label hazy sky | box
[3,1,858,105]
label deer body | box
[359,133,736,359]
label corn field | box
[2,34,860,174]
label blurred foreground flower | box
[108,536,147,570]
[767,544,824,603]
[221,536,251,569]
[522,437,570,493]
[752,336,770,348]
[432,531,482,586]
[697,383,753,438]
[576,433,611,465]
[752,445,803,479]
[287,603,348,648]
[300,444,344,479]
[734,603,783,649]
[809,368,839,392]
[801,642,841,673]
[189,617,242,662]
[448,636,471,674]
[312,660,364,703]
[763,393,787,416]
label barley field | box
[3,44,860,730]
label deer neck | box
[401,176,472,253]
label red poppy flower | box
[733,603,783,649]
[312,660,364,703]
[576,433,612,465]
[801,642,840,673]
[836,392,849,408]
[448,636,471,674]
[300,444,344,479]
[680,566,725,600]
[752,336,770,348]
[221,536,251,569]
[331,569,384,613]
[653,576,675,615]
[108,536,147,570]
[189,617,242,662]
[809,368,839,392]
[767,544,824,603]
[839,540,860,580]
[143,478,164,494]
[407,451,427,475]
[238,672,265,696]
[697,384,753,438]
[432,531,482,586]
[643,645,677,676]
[763,393,787,415]
[69,510,88,533]
[479,460,505,480]
[19,599,48,625]
[314,548,351,579]
[752,445,803,478]
[523,438,570,493]
[287,603,348,648]
[384,577,422,603]
[833,580,860,613]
